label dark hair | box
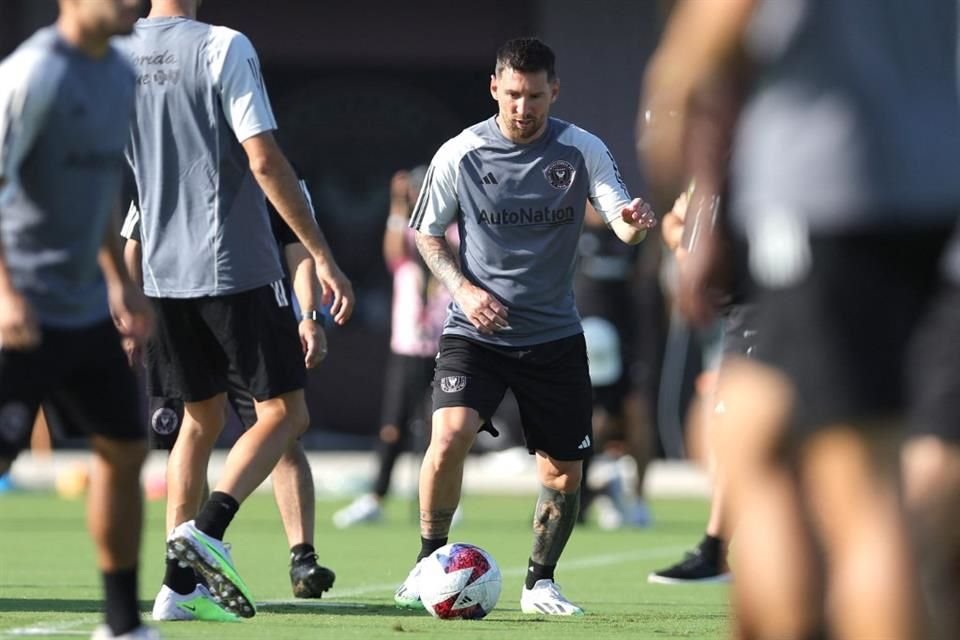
[495,37,556,81]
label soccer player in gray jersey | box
[0,2,157,639]
[118,0,354,620]
[395,38,656,616]
[642,1,960,638]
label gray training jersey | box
[411,116,632,347]
[732,0,960,233]
[116,17,282,298]
[0,28,134,328]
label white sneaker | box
[151,584,238,622]
[393,559,425,610]
[520,579,584,616]
[332,494,383,529]
[91,624,160,640]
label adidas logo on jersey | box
[577,435,591,450]
[479,172,498,186]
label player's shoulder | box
[0,28,67,94]
[206,24,257,58]
[552,118,607,153]
[433,123,488,168]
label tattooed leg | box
[528,484,581,588]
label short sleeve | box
[580,132,632,224]
[210,29,277,143]
[0,47,58,194]
[120,201,141,242]
[409,138,464,236]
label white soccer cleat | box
[332,494,383,529]
[393,559,425,610]
[151,584,238,622]
[90,624,161,639]
[520,579,584,616]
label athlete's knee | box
[427,425,473,469]
[379,424,401,444]
[92,437,147,474]
[539,458,582,493]
[257,393,310,437]
[904,436,960,508]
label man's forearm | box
[284,243,320,312]
[415,232,465,295]
[98,211,131,288]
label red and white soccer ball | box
[419,543,502,620]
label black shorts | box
[380,353,435,431]
[0,320,143,459]
[749,227,951,433]
[908,284,960,443]
[146,284,305,404]
[720,303,760,359]
[432,334,593,461]
[148,366,259,450]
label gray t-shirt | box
[732,0,960,233]
[116,17,282,298]
[0,27,134,327]
[411,116,632,347]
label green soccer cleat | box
[167,520,256,618]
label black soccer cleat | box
[290,553,336,598]
[647,547,731,585]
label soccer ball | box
[419,543,501,620]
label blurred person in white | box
[333,166,456,529]
[641,0,960,638]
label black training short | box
[748,227,951,433]
[380,353,436,431]
[908,283,960,443]
[0,319,143,459]
[145,283,305,404]
[147,365,259,450]
[432,333,593,460]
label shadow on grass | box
[0,598,102,614]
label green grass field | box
[0,492,730,639]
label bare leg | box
[271,439,314,547]
[903,436,960,640]
[715,359,820,640]
[802,426,925,640]
[88,436,147,570]
[214,389,309,502]
[166,394,226,532]
[418,407,480,547]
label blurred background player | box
[0,1,156,638]
[575,202,653,530]
[395,37,656,616]
[641,0,960,638]
[119,0,354,619]
[332,166,454,529]
[122,171,335,618]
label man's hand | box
[390,170,411,206]
[620,198,658,230]
[0,288,40,350]
[108,280,153,350]
[454,281,509,335]
[299,318,327,369]
[315,263,354,325]
[675,230,730,327]
[661,192,689,253]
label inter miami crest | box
[151,407,180,435]
[440,376,468,393]
[544,160,575,190]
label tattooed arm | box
[415,232,509,335]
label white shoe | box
[332,494,383,529]
[151,584,238,622]
[91,624,160,640]
[393,559,425,610]
[520,579,584,616]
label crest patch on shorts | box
[0,402,31,443]
[543,160,575,190]
[151,407,179,435]
[440,376,468,393]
